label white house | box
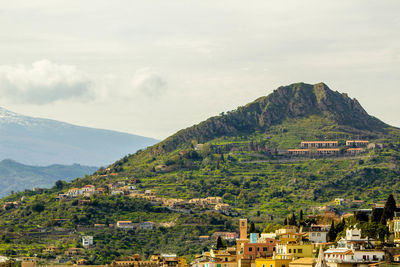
[308,225,329,244]
[82,236,93,248]
[116,221,134,229]
[324,226,384,267]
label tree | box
[381,194,397,224]
[216,236,225,250]
[55,180,64,190]
[31,203,45,213]
[371,208,383,223]
[288,212,297,226]
[249,222,256,233]
[327,221,336,242]
[299,209,304,221]
[283,218,288,225]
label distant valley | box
[0,159,98,197]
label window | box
[257,247,260,251]
[217,264,221,267]
[289,249,291,253]
[270,264,273,267]
[298,249,302,253]
[263,247,267,252]
[294,249,297,253]
[249,247,253,252]
[262,265,265,267]
[317,233,321,237]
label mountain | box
[154,82,387,153]
[1,82,399,262]
[0,159,98,197]
[0,107,159,166]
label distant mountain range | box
[0,159,98,197]
[0,107,159,166]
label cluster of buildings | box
[284,140,376,157]
[56,181,231,215]
[57,181,138,200]
[191,218,399,267]
[130,191,231,214]
[19,254,188,267]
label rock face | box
[155,82,387,152]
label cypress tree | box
[382,194,397,223]
[299,209,304,221]
[327,221,336,242]
[216,236,224,249]
[249,222,256,233]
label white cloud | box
[0,60,93,104]
[131,68,167,99]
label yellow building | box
[276,244,313,258]
[278,233,305,244]
[255,256,292,267]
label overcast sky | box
[0,1,399,139]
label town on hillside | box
[2,195,400,267]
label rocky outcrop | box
[153,82,388,153]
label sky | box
[0,1,399,139]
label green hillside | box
[1,82,400,263]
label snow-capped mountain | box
[0,107,159,166]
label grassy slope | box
[0,115,399,263]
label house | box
[95,187,106,195]
[215,203,230,212]
[346,140,369,147]
[316,149,339,156]
[242,238,277,259]
[300,141,338,148]
[67,188,82,197]
[255,255,293,267]
[43,246,58,255]
[367,143,383,149]
[334,198,345,206]
[308,225,329,244]
[212,232,239,241]
[65,248,83,256]
[21,257,38,267]
[287,149,311,156]
[140,221,156,230]
[191,249,237,267]
[324,226,385,266]
[346,148,364,155]
[389,212,400,244]
[82,236,93,248]
[205,197,223,205]
[276,243,313,258]
[116,221,135,229]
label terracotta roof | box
[301,141,338,143]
